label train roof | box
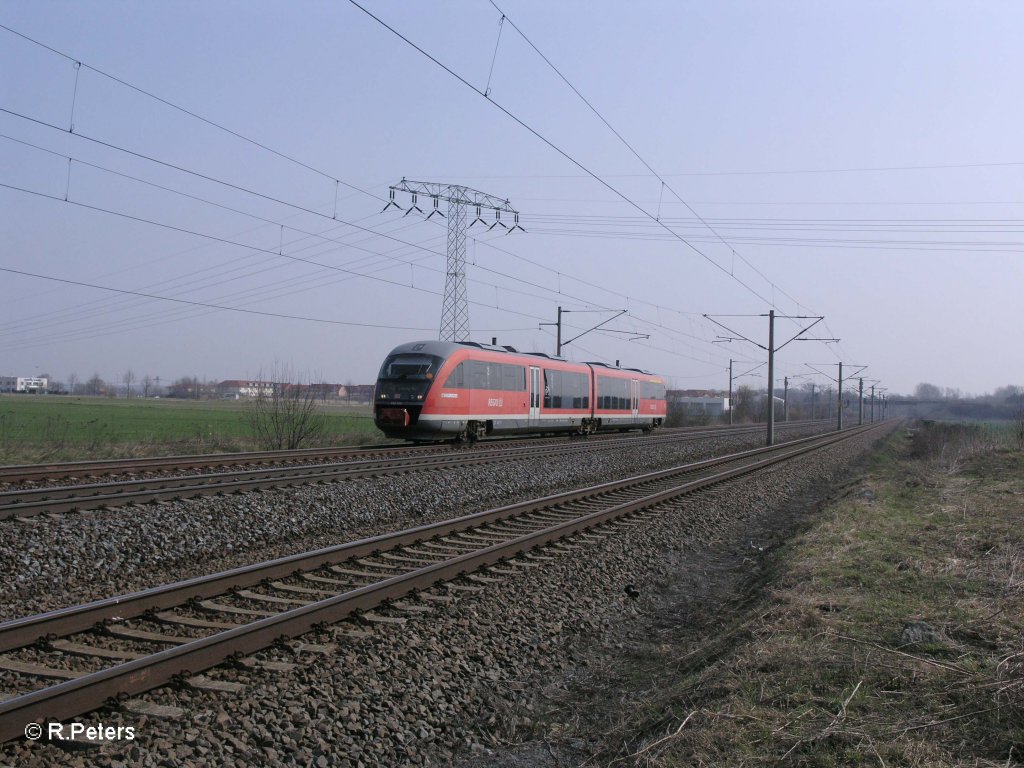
[384,341,652,374]
[584,361,655,376]
[385,340,544,359]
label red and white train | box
[373,340,667,441]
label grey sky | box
[1,1,1022,395]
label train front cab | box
[373,343,450,440]
[375,341,546,442]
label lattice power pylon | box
[387,179,522,342]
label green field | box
[0,395,382,463]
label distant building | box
[216,380,276,399]
[338,384,375,403]
[0,376,49,393]
[667,389,730,417]
[215,380,375,402]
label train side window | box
[470,361,494,390]
[543,370,553,408]
[444,362,465,388]
[502,364,525,391]
[639,381,665,399]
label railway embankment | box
[460,422,1023,767]
[2,421,889,766]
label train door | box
[529,366,541,427]
[631,379,639,423]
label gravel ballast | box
[0,426,823,622]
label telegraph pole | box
[705,311,833,447]
[837,362,843,431]
[767,310,776,444]
[725,359,764,426]
[784,376,789,422]
[540,306,635,357]
[729,360,734,425]
[388,180,522,342]
[805,362,867,432]
[858,377,864,425]
[870,384,876,422]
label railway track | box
[0,422,823,519]
[0,421,886,743]
[0,421,828,485]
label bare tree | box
[732,384,757,423]
[141,375,153,399]
[85,373,106,396]
[244,365,327,450]
[914,382,943,400]
[168,377,198,399]
[67,372,79,396]
[123,369,135,399]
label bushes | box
[909,421,1010,473]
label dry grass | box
[574,425,1024,767]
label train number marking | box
[441,393,459,399]
[487,397,503,407]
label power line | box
[0,138,590,325]
[0,21,380,201]
[2,34,757,369]
[2,34,744,365]
[392,158,1024,179]
[346,0,776,307]
[6,181,701,358]
[0,265,439,330]
[0,180,573,333]
[4,115,700,345]
[488,0,806,315]
[346,0,854,368]
[2,21,688,347]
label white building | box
[0,376,49,393]
[216,380,276,399]
[669,393,730,417]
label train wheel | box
[467,421,487,442]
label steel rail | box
[0,421,888,743]
[0,424,804,519]
[0,424,879,654]
[0,421,827,484]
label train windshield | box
[378,354,443,381]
